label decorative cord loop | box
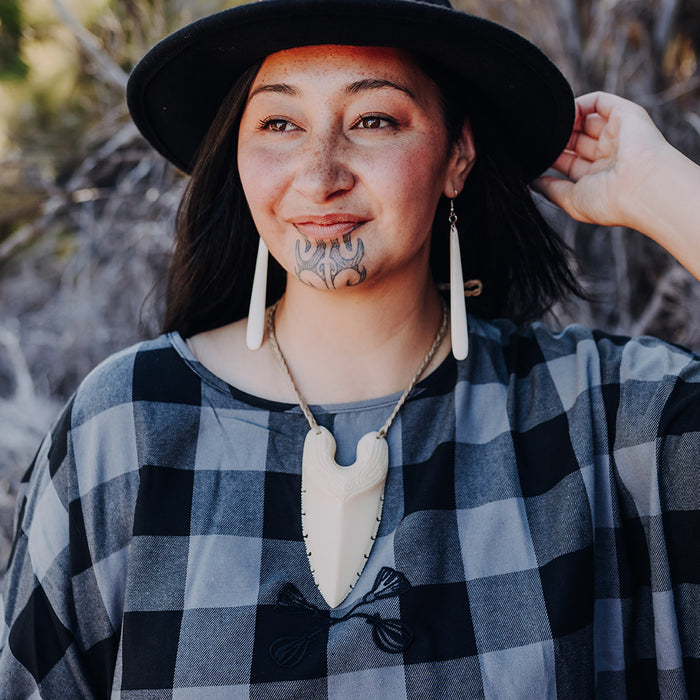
[270,567,414,666]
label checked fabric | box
[0,316,699,698]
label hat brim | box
[127,0,574,179]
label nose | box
[293,129,355,202]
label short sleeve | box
[0,396,121,697]
[600,336,700,693]
[657,355,700,688]
[0,338,146,699]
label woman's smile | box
[287,213,369,241]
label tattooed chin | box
[294,233,368,289]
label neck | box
[271,272,447,404]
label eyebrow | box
[248,83,299,100]
[247,78,415,102]
[346,78,415,100]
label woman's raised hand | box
[535,91,700,281]
[535,92,667,226]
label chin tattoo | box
[295,232,367,288]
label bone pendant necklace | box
[267,301,448,608]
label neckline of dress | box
[167,330,457,414]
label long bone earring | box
[449,197,469,360]
[246,237,269,350]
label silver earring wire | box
[246,237,269,350]
[449,197,469,360]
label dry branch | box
[638,74,700,108]
[51,0,129,91]
[655,0,683,57]
[630,265,689,337]
[686,112,700,137]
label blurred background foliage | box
[0,0,698,566]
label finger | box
[565,111,607,152]
[567,131,603,161]
[532,176,594,223]
[582,113,606,139]
[532,175,573,209]
[549,150,594,180]
[568,154,597,181]
[567,98,591,139]
[575,91,651,123]
[574,91,616,120]
[549,151,577,177]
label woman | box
[1,0,699,697]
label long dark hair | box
[163,56,584,337]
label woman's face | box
[237,45,474,291]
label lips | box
[288,214,369,240]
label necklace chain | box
[266,299,449,438]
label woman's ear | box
[444,118,476,197]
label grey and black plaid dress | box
[1,316,698,698]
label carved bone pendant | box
[301,426,389,608]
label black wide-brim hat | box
[127,0,574,180]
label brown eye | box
[360,116,383,129]
[259,118,296,132]
[355,114,397,130]
[268,119,290,131]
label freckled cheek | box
[370,146,446,222]
[237,147,303,271]
[238,147,290,223]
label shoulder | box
[70,333,198,428]
[470,315,699,383]
[20,333,200,509]
[468,316,700,434]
